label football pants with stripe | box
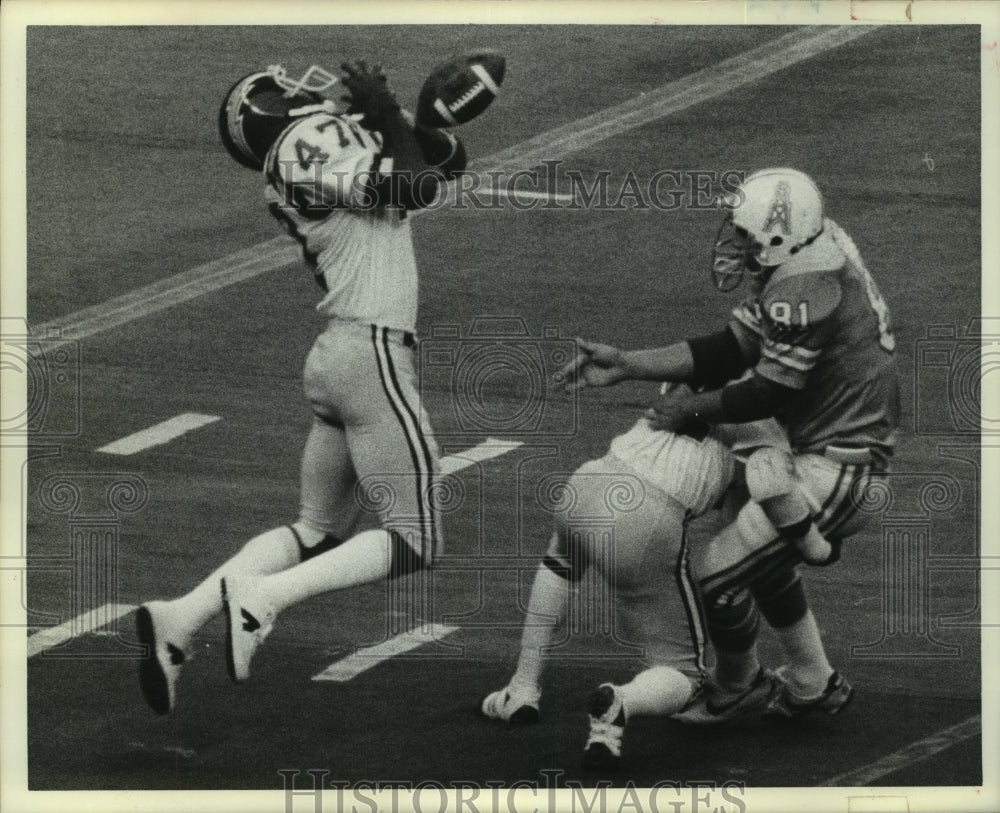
[695,447,875,655]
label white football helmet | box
[712,168,825,291]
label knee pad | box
[744,447,796,501]
[745,447,812,530]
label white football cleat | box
[135,601,190,715]
[582,683,626,771]
[221,576,275,683]
[480,682,541,724]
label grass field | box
[9,19,992,803]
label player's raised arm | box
[340,60,446,210]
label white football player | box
[481,395,790,771]
[136,62,467,714]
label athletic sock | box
[167,524,301,638]
[510,563,570,691]
[772,609,833,694]
[619,666,695,718]
[714,648,762,691]
[259,528,393,614]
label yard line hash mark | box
[32,25,877,351]
[312,623,460,682]
[96,412,221,455]
[440,438,524,474]
[819,714,982,786]
[27,602,136,657]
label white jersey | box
[263,112,419,332]
[608,417,789,517]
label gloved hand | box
[340,60,400,128]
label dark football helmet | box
[219,64,339,171]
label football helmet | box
[219,64,339,171]
[712,168,825,291]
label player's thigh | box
[793,454,875,539]
[298,418,364,538]
[343,338,441,548]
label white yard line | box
[439,438,524,474]
[96,412,221,455]
[32,26,876,351]
[819,714,982,786]
[312,623,460,682]
[26,602,136,657]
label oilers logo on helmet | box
[762,180,792,236]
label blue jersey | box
[729,219,901,468]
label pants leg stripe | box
[371,326,437,548]
[817,463,848,517]
[699,536,785,596]
[675,514,707,673]
[819,465,871,538]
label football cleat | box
[671,667,777,725]
[221,576,275,683]
[581,683,626,772]
[135,601,189,715]
[764,667,854,719]
[480,683,541,725]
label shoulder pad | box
[761,271,842,327]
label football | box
[416,50,505,128]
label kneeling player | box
[480,409,786,770]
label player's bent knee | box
[744,447,796,501]
[290,522,346,562]
[745,447,814,530]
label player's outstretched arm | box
[341,60,442,209]
[561,339,695,392]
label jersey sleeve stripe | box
[762,345,817,373]
[767,339,821,359]
[756,358,808,389]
